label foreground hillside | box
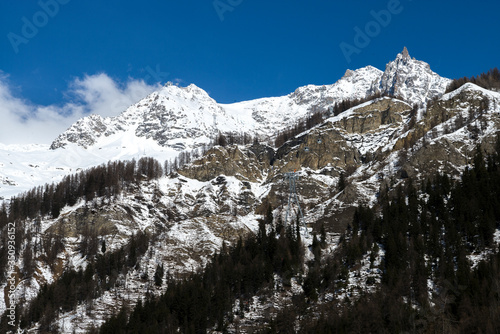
[101,145,500,332]
[3,134,499,333]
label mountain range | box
[1,48,500,333]
[0,47,449,200]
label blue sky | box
[0,0,499,144]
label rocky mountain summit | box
[378,47,451,106]
[50,48,449,152]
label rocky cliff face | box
[402,83,500,179]
[50,114,119,149]
[178,145,270,182]
[174,82,500,234]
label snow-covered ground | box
[0,137,179,199]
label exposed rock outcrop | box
[178,145,270,182]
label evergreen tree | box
[338,172,346,192]
[154,264,164,287]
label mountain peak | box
[401,46,410,60]
[378,48,451,106]
[393,46,412,65]
[342,69,355,79]
[159,82,212,99]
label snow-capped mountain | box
[50,69,386,152]
[0,48,450,200]
[378,47,451,107]
[2,48,500,333]
[50,83,233,150]
[50,48,449,152]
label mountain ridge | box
[0,48,473,202]
[50,48,449,151]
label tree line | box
[0,157,163,226]
[331,92,384,117]
[274,110,325,147]
[214,131,257,148]
[0,157,163,287]
[446,67,500,93]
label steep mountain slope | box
[3,49,499,332]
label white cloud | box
[68,73,161,118]
[0,72,160,145]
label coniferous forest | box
[446,67,500,93]
[1,139,500,332]
[91,142,500,333]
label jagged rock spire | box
[378,46,451,106]
[402,46,410,59]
